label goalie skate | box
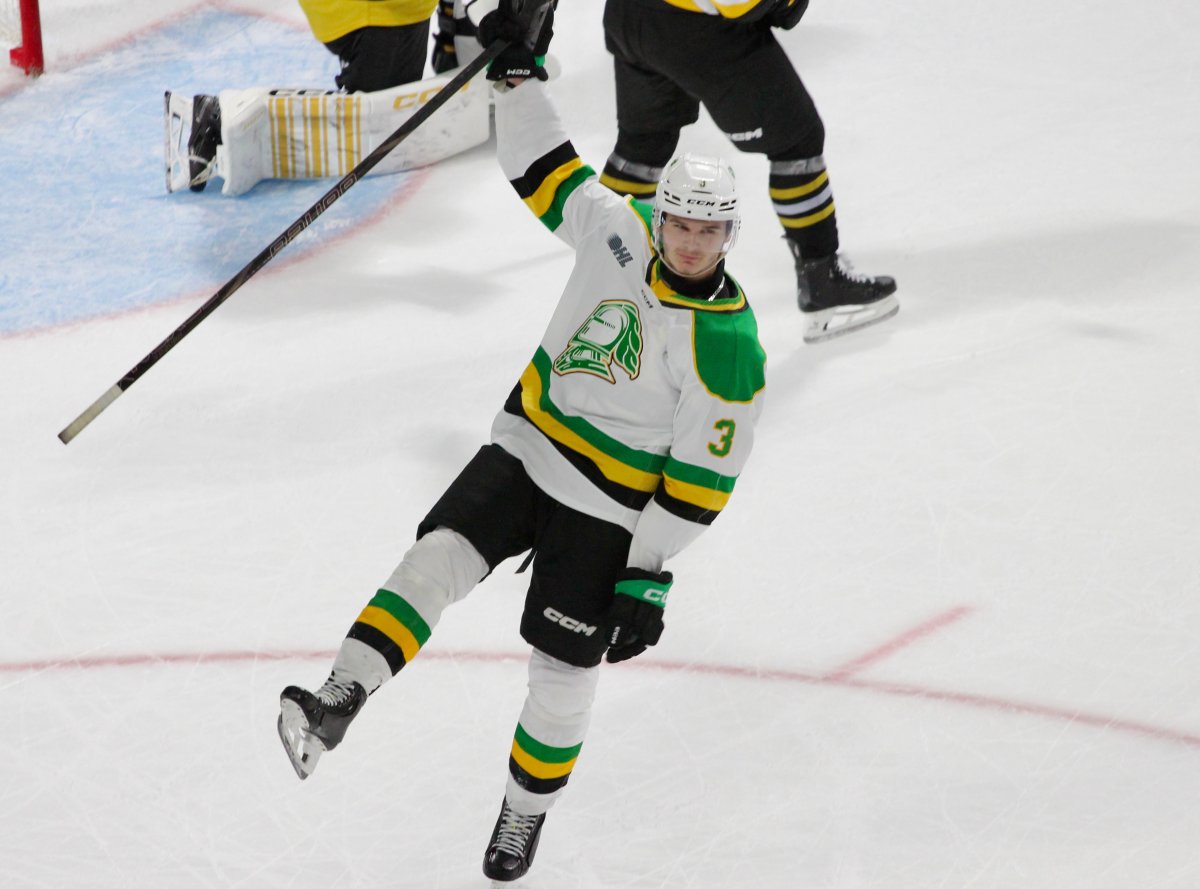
[163,91,222,193]
[163,91,193,193]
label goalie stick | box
[58,0,550,445]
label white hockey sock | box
[329,527,489,694]
[505,649,600,816]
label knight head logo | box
[552,300,643,383]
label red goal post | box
[3,0,42,76]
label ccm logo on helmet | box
[544,607,598,636]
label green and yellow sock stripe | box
[508,723,582,794]
[346,589,431,676]
[509,141,595,232]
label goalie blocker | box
[164,68,491,195]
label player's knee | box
[614,129,680,168]
[527,649,600,721]
[768,117,826,163]
[392,526,488,608]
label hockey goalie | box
[164,68,491,196]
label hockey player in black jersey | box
[276,3,766,884]
[600,0,899,343]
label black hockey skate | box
[277,675,367,780]
[186,94,222,192]
[790,242,899,343]
[482,798,545,883]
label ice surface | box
[2,1,1199,886]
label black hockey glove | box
[605,568,672,664]
[478,0,554,83]
[768,0,809,29]
[430,0,458,74]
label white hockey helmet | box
[653,153,741,259]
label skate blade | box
[277,699,327,780]
[163,90,193,193]
[802,295,899,344]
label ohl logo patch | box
[552,300,643,383]
[607,233,635,267]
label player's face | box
[660,214,730,280]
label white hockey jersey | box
[491,82,767,573]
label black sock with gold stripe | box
[770,156,839,259]
[599,152,663,199]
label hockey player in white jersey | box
[276,1,766,882]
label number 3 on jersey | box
[707,419,736,457]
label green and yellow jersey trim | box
[509,141,596,231]
[508,348,665,502]
[647,261,747,313]
[505,349,746,521]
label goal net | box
[2,0,42,75]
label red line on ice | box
[4,643,1199,752]
[823,605,975,681]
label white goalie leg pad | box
[216,87,275,196]
[505,649,601,816]
[212,70,490,195]
[366,70,491,172]
[378,526,489,634]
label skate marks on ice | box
[5,637,1200,888]
[894,221,1200,325]
[6,612,1200,752]
[0,7,423,338]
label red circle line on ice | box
[5,606,1198,754]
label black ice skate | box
[186,94,222,192]
[790,242,899,343]
[482,798,545,883]
[277,675,367,780]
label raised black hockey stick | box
[57,7,547,445]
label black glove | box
[430,0,458,73]
[478,0,554,83]
[768,0,809,29]
[605,568,672,664]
